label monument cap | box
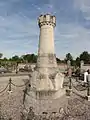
[38,14,56,27]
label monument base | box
[36,88,65,99]
[24,88,66,114]
[31,70,64,91]
[24,64,65,114]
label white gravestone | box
[84,71,88,82]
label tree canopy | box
[0,51,90,67]
[75,57,80,67]
[65,53,73,61]
[0,53,3,59]
[64,53,74,66]
[79,51,90,64]
[21,54,37,63]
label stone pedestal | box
[24,88,66,114]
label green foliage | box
[75,57,80,67]
[11,55,20,62]
[0,51,90,67]
[0,53,3,59]
[79,51,90,64]
[21,54,37,63]
[56,57,61,63]
[65,53,73,61]
[64,53,74,66]
[3,57,8,61]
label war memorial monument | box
[24,14,65,113]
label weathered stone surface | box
[28,14,64,94]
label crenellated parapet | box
[38,14,56,28]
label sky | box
[0,0,90,59]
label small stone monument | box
[86,74,90,101]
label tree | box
[0,53,3,66]
[64,53,74,65]
[75,57,80,67]
[11,55,20,62]
[80,51,90,64]
[0,53,3,59]
[21,54,37,63]
[3,57,8,61]
[30,54,37,63]
[65,53,73,61]
[56,57,61,63]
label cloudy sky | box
[0,0,90,59]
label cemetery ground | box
[0,73,90,120]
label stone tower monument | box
[24,14,64,113]
[30,14,64,97]
[37,14,56,70]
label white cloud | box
[74,0,90,20]
[0,13,39,58]
[54,23,90,59]
[1,13,90,59]
[0,0,90,59]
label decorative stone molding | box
[37,74,46,79]
[38,14,56,28]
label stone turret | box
[36,14,57,74]
[38,14,56,27]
